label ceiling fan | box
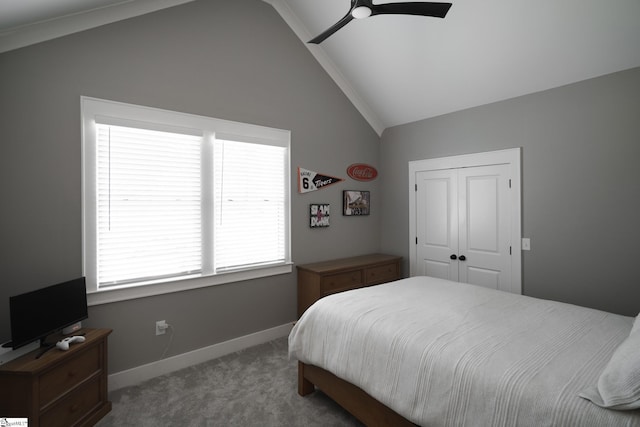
[308,0,453,44]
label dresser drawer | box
[321,270,363,295]
[40,377,102,427]
[365,262,399,285]
[39,345,101,407]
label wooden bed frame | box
[298,361,417,427]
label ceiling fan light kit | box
[308,0,453,44]
[351,6,372,19]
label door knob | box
[459,255,466,261]
[450,254,457,260]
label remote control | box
[56,335,86,351]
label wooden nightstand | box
[0,328,112,427]
[297,253,402,317]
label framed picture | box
[343,190,370,216]
[310,204,330,228]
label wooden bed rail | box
[298,362,418,427]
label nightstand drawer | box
[39,345,100,407]
[321,271,363,295]
[365,262,399,285]
[40,377,102,427]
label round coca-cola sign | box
[347,163,378,181]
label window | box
[82,97,291,304]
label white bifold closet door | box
[415,164,512,291]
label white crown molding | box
[0,0,197,54]
[263,0,385,136]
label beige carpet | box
[97,337,363,427]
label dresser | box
[0,328,112,427]
[297,253,402,317]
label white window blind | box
[96,124,203,286]
[82,96,291,302]
[213,139,287,271]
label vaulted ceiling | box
[2,0,639,135]
[266,0,640,134]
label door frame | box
[408,148,522,294]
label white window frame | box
[81,97,292,305]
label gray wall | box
[380,67,640,316]
[0,0,381,372]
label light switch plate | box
[522,238,531,251]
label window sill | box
[87,263,293,306]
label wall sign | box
[309,204,330,228]
[297,167,343,193]
[343,190,370,216]
[347,163,378,181]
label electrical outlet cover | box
[156,320,167,335]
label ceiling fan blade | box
[308,11,354,44]
[371,2,452,19]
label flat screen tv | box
[8,277,88,350]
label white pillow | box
[580,315,640,410]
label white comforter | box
[289,276,640,426]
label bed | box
[289,276,640,426]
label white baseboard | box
[108,323,293,391]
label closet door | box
[457,164,511,290]
[415,169,458,280]
[415,164,511,291]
